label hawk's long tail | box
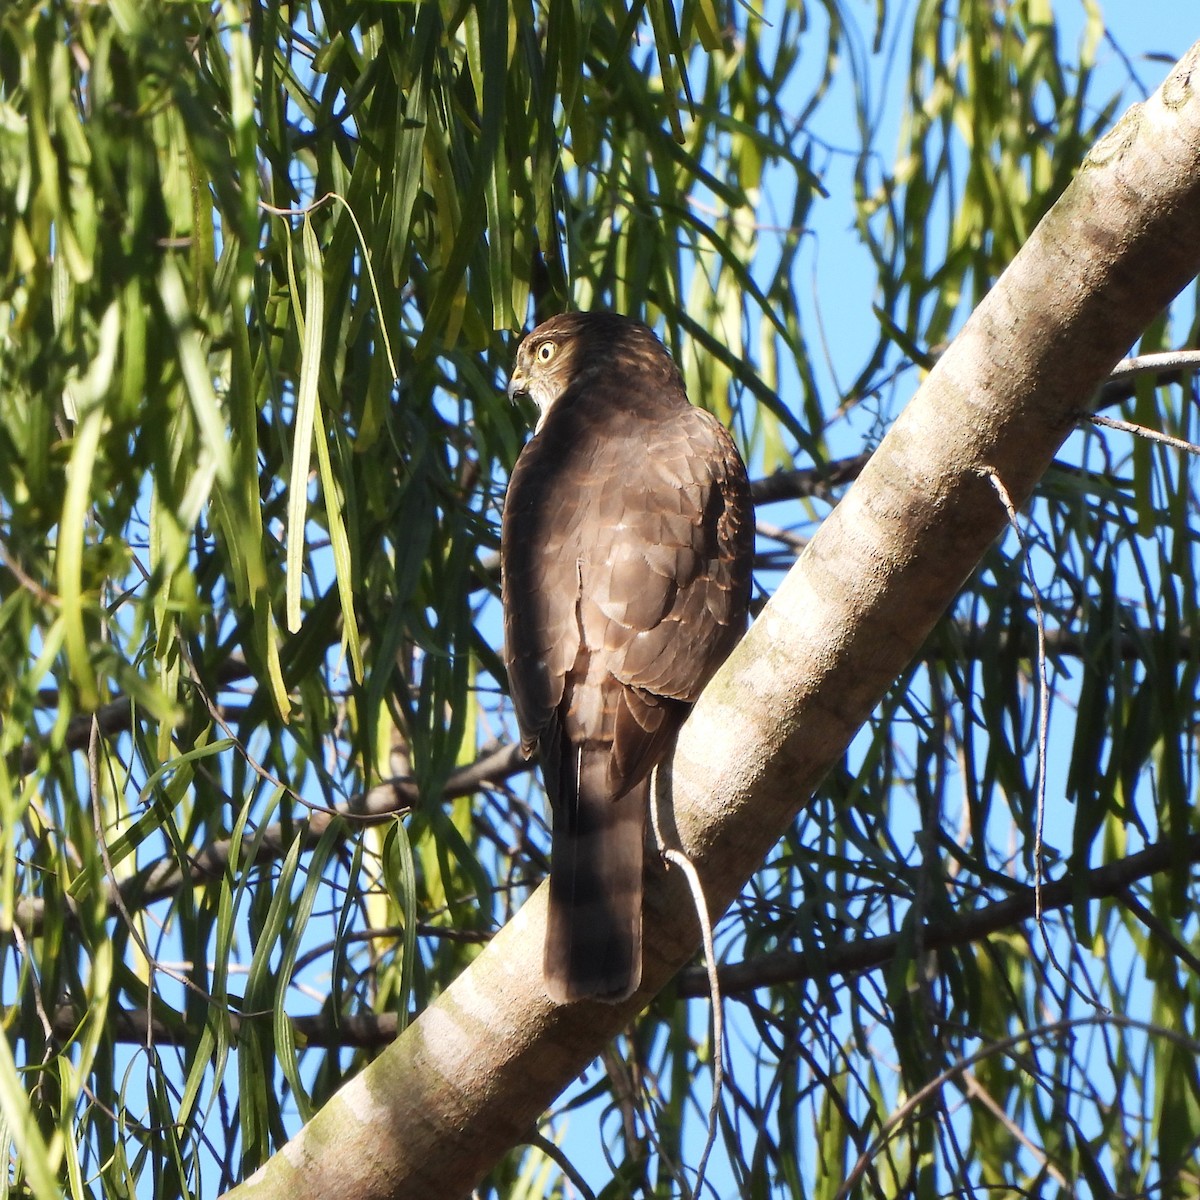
[544,746,646,1004]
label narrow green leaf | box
[311,389,363,680]
[0,1033,60,1200]
[382,817,418,1033]
[286,215,326,634]
[157,256,231,492]
[56,405,104,709]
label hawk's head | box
[507,312,673,432]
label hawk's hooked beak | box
[506,367,529,402]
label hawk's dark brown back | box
[501,312,753,1002]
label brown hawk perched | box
[501,311,754,1003]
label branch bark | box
[676,831,1200,996]
[227,42,1200,1200]
[12,741,531,935]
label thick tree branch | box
[226,42,1200,1200]
[12,741,531,935]
[676,831,1200,996]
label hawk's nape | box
[500,311,754,1003]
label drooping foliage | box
[1,1,1199,1196]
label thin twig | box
[523,1132,597,1200]
[959,1069,1068,1188]
[1106,349,1200,384]
[91,718,215,1018]
[664,849,724,1200]
[260,192,398,382]
[0,533,58,606]
[11,924,53,1044]
[650,770,724,1200]
[982,469,1102,1013]
[1090,413,1200,456]
[981,470,1050,922]
[1095,348,1200,409]
[837,1013,1200,1200]
[754,520,809,553]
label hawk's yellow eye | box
[536,341,557,364]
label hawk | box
[501,312,754,1003]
